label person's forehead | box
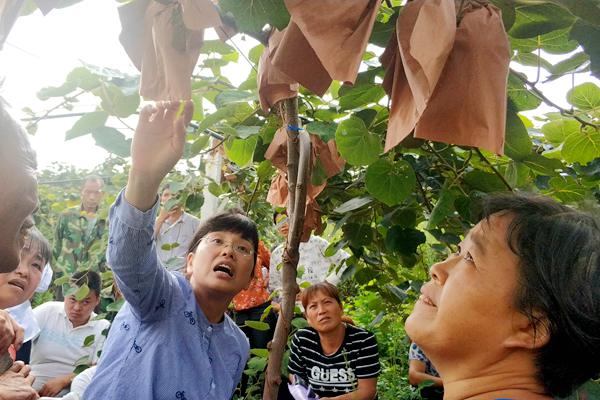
[83,179,103,189]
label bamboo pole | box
[263,97,311,399]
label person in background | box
[53,175,107,277]
[405,193,600,399]
[0,96,42,400]
[408,342,443,400]
[231,240,277,396]
[154,183,200,272]
[269,212,349,297]
[30,270,109,397]
[3,228,53,363]
[288,282,379,400]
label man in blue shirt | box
[85,101,256,399]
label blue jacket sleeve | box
[107,190,178,322]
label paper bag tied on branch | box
[266,127,345,240]
[118,0,225,100]
[382,0,510,155]
[266,0,379,97]
[258,30,299,113]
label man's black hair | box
[187,209,259,267]
[70,270,102,297]
[481,193,600,397]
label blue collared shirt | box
[84,191,249,400]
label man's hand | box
[37,374,71,397]
[126,100,193,212]
[0,361,38,400]
[0,310,23,353]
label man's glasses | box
[201,236,254,257]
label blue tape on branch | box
[287,124,304,132]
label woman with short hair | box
[288,282,380,400]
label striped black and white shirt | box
[288,325,380,398]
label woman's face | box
[305,290,344,334]
[186,230,255,297]
[405,213,527,368]
[0,246,44,308]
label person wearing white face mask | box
[6,230,54,364]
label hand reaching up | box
[126,101,193,211]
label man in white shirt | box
[154,184,200,272]
[31,270,110,397]
[269,212,350,295]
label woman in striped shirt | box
[288,282,380,400]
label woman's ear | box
[504,312,550,350]
[185,252,195,278]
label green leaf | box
[257,160,274,180]
[83,334,95,347]
[335,117,382,166]
[185,193,204,211]
[342,223,373,247]
[463,170,507,192]
[37,81,77,100]
[511,28,578,54]
[333,197,373,214]
[507,73,542,111]
[248,44,265,64]
[566,82,600,111]
[570,20,600,79]
[338,84,385,110]
[427,184,458,229]
[512,52,553,71]
[291,317,309,329]
[306,122,337,142]
[75,284,90,301]
[562,129,600,165]
[245,320,270,331]
[235,126,261,139]
[219,0,290,32]
[96,84,140,118]
[66,67,102,91]
[385,226,426,255]
[106,299,125,312]
[208,182,222,196]
[549,0,600,26]
[541,119,580,145]
[215,90,257,107]
[200,40,235,55]
[505,161,531,187]
[65,111,109,140]
[224,136,258,167]
[504,106,532,161]
[250,348,269,358]
[509,4,576,39]
[490,0,516,30]
[521,153,563,175]
[369,12,398,47]
[189,135,210,156]
[365,159,416,206]
[547,52,590,81]
[546,176,586,203]
[92,127,132,158]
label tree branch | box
[511,69,599,130]
[475,148,513,191]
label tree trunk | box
[263,97,311,400]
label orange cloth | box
[381,0,509,154]
[232,241,271,311]
[118,0,223,100]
